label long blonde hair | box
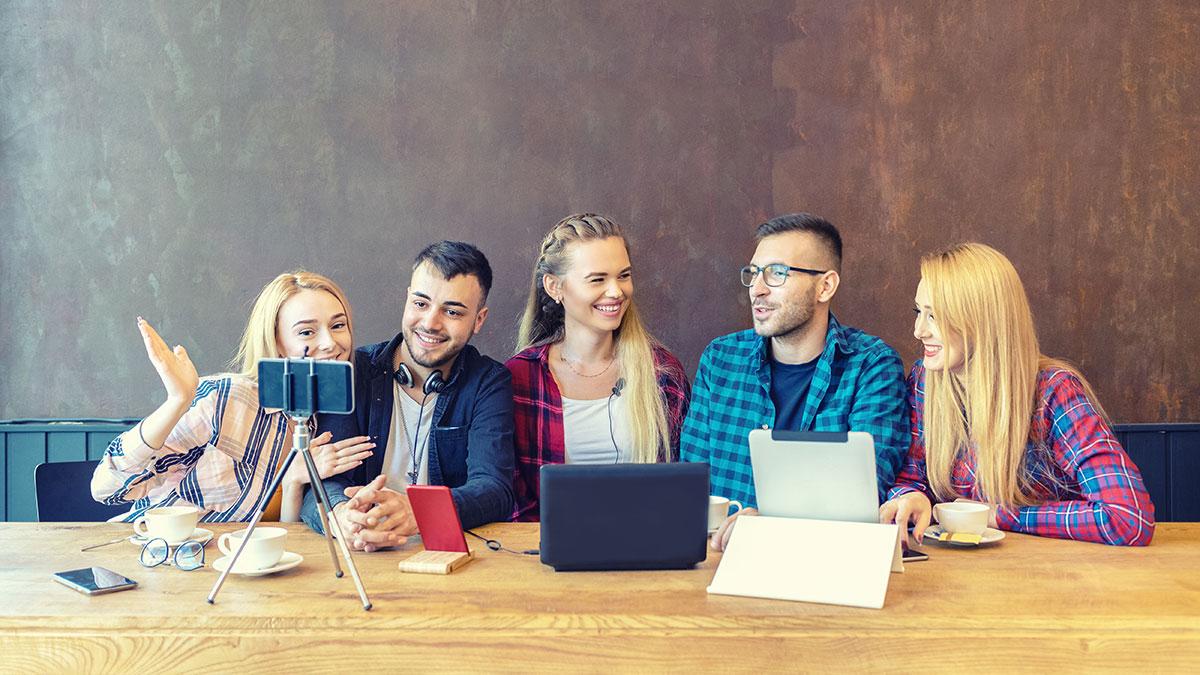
[230,271,354,381]
[921,243,1106,508]
[517,214,675,463]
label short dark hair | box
[413,240,494,302]
[754,213,843,271]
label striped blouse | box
[91,376,300,523]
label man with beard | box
[680,214,908,551]
[301,241,514,551]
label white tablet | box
[749,429,879,523]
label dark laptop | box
[539,462,709,571]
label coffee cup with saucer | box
[924,501,1004,546]
[212,526,303,577]
[128,505,212,546]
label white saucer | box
[923,525,1005,546]
[212,551,303,577]
[129,528,214,547]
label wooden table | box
[1,522,1198,672]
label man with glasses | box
[681,213,908,550]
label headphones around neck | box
[394,362,447,396]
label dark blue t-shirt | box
[770,356,818,430]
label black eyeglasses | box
[139,537,206,571]
[740,263,828,288]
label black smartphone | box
[902,547,929,562]
[53,567,138,596]
[258,358,354,415]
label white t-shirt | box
[562,394,633,464]
[381,385,436,492]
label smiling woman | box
[507,214,691,521]
[90,271,375,525]
[880,244,1156,546]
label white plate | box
[129,527,214,547]
[212,551,304,577]
[923,525,1005,546]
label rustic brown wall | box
[775,0,1200,422]
[1,1,1196,422]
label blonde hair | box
[920,243,1106,508]
[517,214,675,463]
[230,271,354,381]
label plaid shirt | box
[91,376,294,523]
[507,343,692,521]
[889,363,1156,546]
[680,315,909,508]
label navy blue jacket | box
[301,333,515,532]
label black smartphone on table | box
[53,567,138,596]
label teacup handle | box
[133,518,151,538]
[218,533,235,556]
[728,500,743,516]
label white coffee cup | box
[133,506,199,543]
[933,502,990,535]
[218,527,288,570]
[708,496,744,531]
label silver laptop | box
[749,429,879,523]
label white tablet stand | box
[707,516,903,609]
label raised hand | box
[285,432,375,486]
[138,317,198,406]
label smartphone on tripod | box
[210,356,371,609]
[258,358,354,414]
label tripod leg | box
[207,445,300,604]
[299,446,344,578]
[304,452,372,611]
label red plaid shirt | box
[890,363,1155,546]
[507,343,691,521]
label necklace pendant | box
[408,469,418,485]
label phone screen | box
[901,548,929,562]
[54,567,138,595]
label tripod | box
[207,359,372,610]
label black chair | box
[34,461,128,522]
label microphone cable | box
[608,377,625,463]
[465,529,539,556]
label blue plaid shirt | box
[680,315,909,508]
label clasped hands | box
[331,475,418,552]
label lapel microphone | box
[611,378,625,397]
[608,378,626,462]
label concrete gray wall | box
[2,1,1197,422]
